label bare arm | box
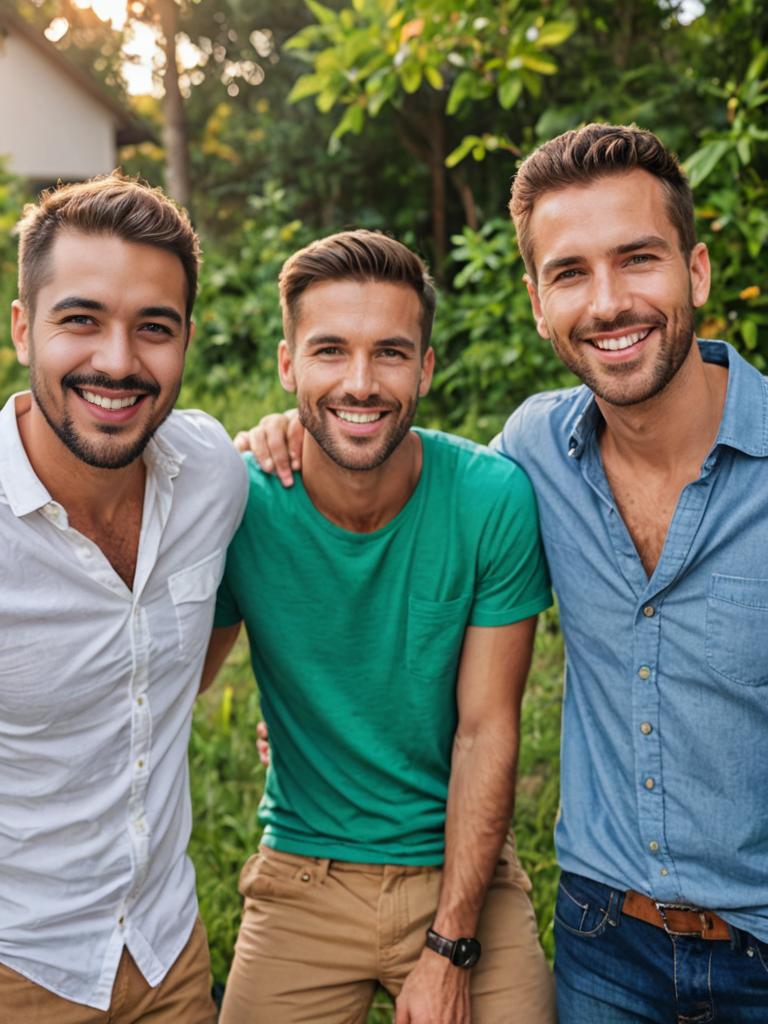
[234,409,304,487]
[199,623,241,694]
[395,616,536,1024]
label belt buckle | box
[654,900,711,937]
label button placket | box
[125,603,153,909]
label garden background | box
[1,1,766,1018]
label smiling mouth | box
[78,389,143,410]
[332,410,387,424]
[590,329,653,352]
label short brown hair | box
[279,229,436,353]
[17,173,201,321]
[510,123,696,279]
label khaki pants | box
[220,837,556,1024]
[0,917,216,1024]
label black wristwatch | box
[426,927,482,968]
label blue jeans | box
[554,871,768,1023]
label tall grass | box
[190,614,564,1019]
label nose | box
[89,326,141,380]
[587,266,632,323]
[343,351,378,399]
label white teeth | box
[81,390,140,410]
[336,410,382,423]
[592,330,649,351]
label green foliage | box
[422,220,576,441]
[0,166,29,401]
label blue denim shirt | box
[497,340,768,941]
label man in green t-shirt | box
[202,230,555,1024]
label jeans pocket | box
[238,848,315,900]
[752,937,768,975]
[554,872,614,938]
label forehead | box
[37,230,187,312]
[292,278,422,341]
[529,169,678,269]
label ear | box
[524,274,551,340]
[277,339,296,393]
[11,300,31,366]
[184,319,196,352]
[689,242,711,309]
[418,346,435,397]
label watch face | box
[452,937,481,968]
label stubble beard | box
[552,302,697,408]
[30,368,177,470]
[298,394,418,472]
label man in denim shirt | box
[497,122,768,1021]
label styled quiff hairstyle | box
[279,229,436,354]
[510,123,696,280]
[16,173,201,321]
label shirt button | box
[660,868,669,877]
[136,697,144,706]
[300,872,311,882]
[649,841,659,852]
[118,915,125,926]
[645,777,655,790]
[638,666,651,680]
[640,722,653,735]
[136,758,145,769]
[642,605,655,617]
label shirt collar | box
[0,391,185,519]
[566,339,768,459]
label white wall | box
[0,29,118,181]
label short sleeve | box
[213,555,242,627]
[469,462,551,627]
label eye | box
[626,253,655,266]
[60,314,96,326]
[316,345,342,356]
[140,321,175,336]
[379,347,407,359]
[552,268,582,282]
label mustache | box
[62,372,161,397]
[318,394,399,411]
[571,311,665,342]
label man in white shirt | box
[0,176,247,1022]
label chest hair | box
[68,499,143,589]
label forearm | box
[433,722,519,937]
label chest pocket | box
[407,595,472,682]
[168,550,222,664]
[705,574,768,687]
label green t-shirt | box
[215,428,551,864]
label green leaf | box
[534,21,576,48]
[498,76,523,110]
[400,61,423,94]
[425,66,444,90]
[332,103,366,141]
[445,135,481,168]
[737,136,752,164]
[287,73,326,103]
[741,318,758,350]
[305,0,337,26]
[447,70,476,115]
[684,139,732,188]
[519,53,558,75]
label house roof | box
[0,7,154,146]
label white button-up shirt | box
[0,393,247,1009]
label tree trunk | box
[156,0,191,211]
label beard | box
[551,302,696,408]
[298,393,418,472]
[30,369,175,470]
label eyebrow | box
[49,297,183,326]
[539,235,674,280]
[305,334,417,352]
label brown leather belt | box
[623,890,731,940]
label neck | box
[16,395,146,521]
[597,339,728,473]
[302,430,423,532]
